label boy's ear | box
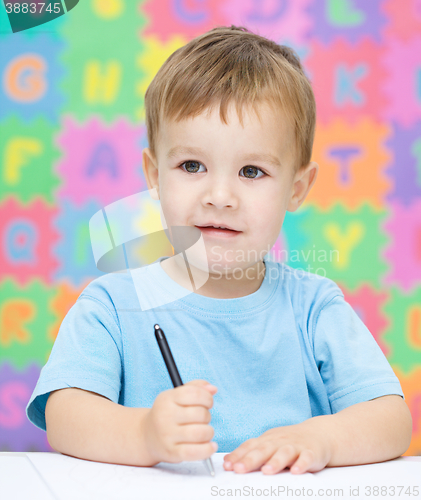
[142,147,160,200]
[287,161,318,212]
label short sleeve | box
[26,295,123,431]
[313,295,404,413]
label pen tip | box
[154,324,160,330]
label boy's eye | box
[181,161,204,174]
[179,161,266,179]
[241,166,265,179]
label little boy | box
[26,25,412,475]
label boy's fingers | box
[176,423,215,444]
[231,443,277,473]
[174,384,215,408]
[185,379,218,395]
[185,379,217,390]
[177,405,211,425]
[260,444,299,475]
[223,438,258,469]
[289,449,316,474]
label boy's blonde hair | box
[145,25,316,172]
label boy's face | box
[142,101,318,293]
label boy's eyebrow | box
[166,146,282,168]
[167,146,205,159]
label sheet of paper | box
[27,452,316,500]
[0,455,56,500]
[27,453,421,500]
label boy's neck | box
[160,257,266,299]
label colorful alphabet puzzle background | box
[0,0,420,455]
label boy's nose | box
[204,193,236,210]
[202,181,238,209]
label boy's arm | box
[45,388,156,466]
[321,394,412,466]
[223,394,412,474]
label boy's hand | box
[141,380,218,465]
[223,418,333,475]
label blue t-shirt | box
[26,256,404,452]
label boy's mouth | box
[195,225,242,237]
[195,222,240,231]
[196,222,241,233]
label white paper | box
[27,452,315,500]
[25,452,421,500]
[0,455,56,500]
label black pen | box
[154,324,216,477]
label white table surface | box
[0,452,420,500]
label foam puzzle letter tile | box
[382,0,421,42]
[52,199,103,286]
[284,203,388,291]
[54,116,144,207]
[221,0,312,45]
[383,287,421,374]
[382,36,421,128]
[307,118,392,210]
[382,201,421,292]
[58,0,143,122]
[0,116,60,204]
[308,0,386,44]
[305,38,387,124]
[0,363,51,452]
[0,197,60,285]
[0,280,57,368]
[385,121,421,207]
[143,0,227,43]
[0,34,65,122]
